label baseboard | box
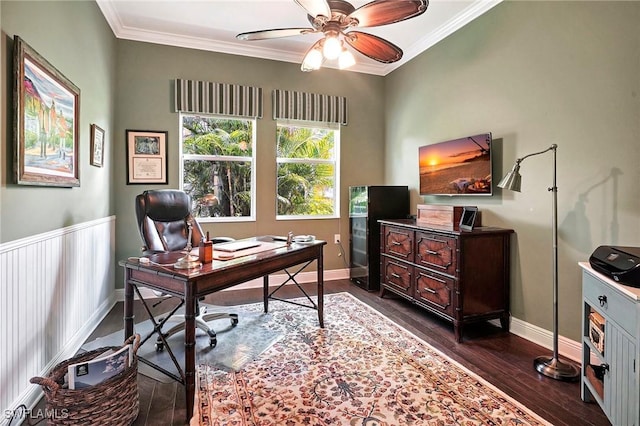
[489,317,581,363]
[112,265,581,365]
[112,266,582,364]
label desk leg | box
[184,285,196,420]
[263,275,269,313]
[317,249,324,328]
[124,268,134,340]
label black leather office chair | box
[135,189,238,349]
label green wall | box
[113,41,386,279]
[3,0,639,342]
[385,1,640,341]
[1,0,117,242]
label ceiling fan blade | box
[344,31,403,63]
[237,28,317,41]
[294,0,332,18]
[348,0,428,28]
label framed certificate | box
[126,130,168,184]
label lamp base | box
[174,253,201,270]
[534,355,580,381]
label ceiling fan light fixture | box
[301,46,323,71]
[237,0,430,72]
[338,49,355,69]
[322,34,342,60]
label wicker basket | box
[30,334,141,426]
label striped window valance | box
[174,79,263,118]
[272,90,347,125]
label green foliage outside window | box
[277,125,337,216]
[182,115,253,218]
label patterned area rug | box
[192,293,551,425]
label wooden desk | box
[120,236,326,420]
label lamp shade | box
[338,49,355,69]
[301,47,323,72]
[323,35,342,60]
[497,163,522,192]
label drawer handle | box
[391,241,402,246]
[391,273,401,279]
[425,274,446,284]
[598,295,607,307]
[426,250,440,256]
[422,287,436,294]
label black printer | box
[589,246,640,288]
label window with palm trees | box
[276,121,340,219]
[180,114,255,221]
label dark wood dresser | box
[378,219,514,342]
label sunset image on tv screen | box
[419,133,492,196]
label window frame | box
[275,119,341,221]
[179,112,257,223]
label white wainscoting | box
[0,217,116,424]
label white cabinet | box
[580,262,640,425]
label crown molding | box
[394,0,503,73]
[97,0,502,76]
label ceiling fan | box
[236,0,429,71]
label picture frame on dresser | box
[459,206,478,231]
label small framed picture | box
[459,206,478,231]
[126,130,168,185]
[90,124,105,167]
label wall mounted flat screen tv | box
[419,133,492,196]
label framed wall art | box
[126,129,168,184]
[13,36,80,187]
[90,124,105,167]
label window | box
[276,121,340,219]
[180,114,256,222]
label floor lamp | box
[498,144,580,381]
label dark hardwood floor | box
[32,279,610,425]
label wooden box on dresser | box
[580,262,640,426]
[378,219,514,342]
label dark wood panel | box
[414,268,454,315]
[379,220,513,342]
[415,231,457,275]
[381,225,413,260]
[381,257,413,296]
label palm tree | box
[277,125,335,215]
[183,117,252,217]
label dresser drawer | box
[583,271,636,336]
[382,226,414,262]
[415,232,457,276]
[381,257,413,297]
[414,268,454,317]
